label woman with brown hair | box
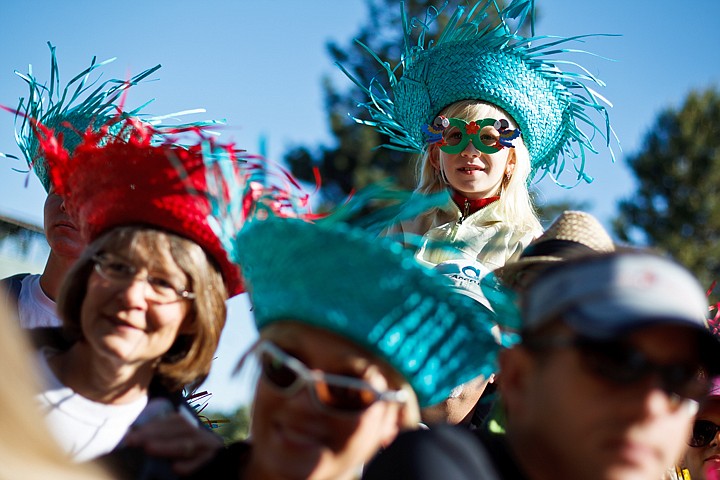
[31,116,243,476]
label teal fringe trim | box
[339,0,619,187]
[10,42,224,191]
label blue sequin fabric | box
[235,217,504,407]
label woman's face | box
[79,245,192,368]
[430,111,516,200]
[684,398,720,480]
[248,323,404,480]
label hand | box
[122,412,224,476]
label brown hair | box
[57,225,227,391]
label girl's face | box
[684,398,720,480]
[248,322,405,480]
[79,245,192,369]
[431,119,515,200]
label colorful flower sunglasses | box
[423,115,522,154]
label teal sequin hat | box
[201,156,514,406]
[233,215,504,407]
[341,0,616,184]
[9,42,220,191]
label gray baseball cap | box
[522,252,719,366]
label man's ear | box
[497,347,534,420]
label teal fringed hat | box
[11,42,220,191]
[233,216,504,407]
[201,155,511,406]
[341,0,616,184]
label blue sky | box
[1,0,719,412]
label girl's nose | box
[461,140,481,156]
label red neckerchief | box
[451,190,500,216]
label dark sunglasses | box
[254,340,408,414]
[524,335,710,402]
[690,420,720,448]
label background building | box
[0,214,47,278]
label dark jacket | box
[362,424,529,480]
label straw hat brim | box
[495,255,564,287]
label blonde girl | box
[344,0,615,271]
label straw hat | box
[341,0,614,183]
[497,210,614,288]
[234,217,507,407]
[39,116,244,295]
[13,44,157,192]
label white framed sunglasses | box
[253,340,408,414]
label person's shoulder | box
[362,425,499,480]
[0,272,32,303]
[0,272,32,283]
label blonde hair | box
[58,226,228,392]
[415,100,541,233]
[0,295,111,480]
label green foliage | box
[205,405,251,445]
[284,0,505,206]
[615,87,720,290]
[285,0,582,231]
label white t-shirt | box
[35,348,149,462]
[18,274,62,329]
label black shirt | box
[362,424,530,480]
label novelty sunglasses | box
[424,116,522,154]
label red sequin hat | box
[38,116,243,295]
